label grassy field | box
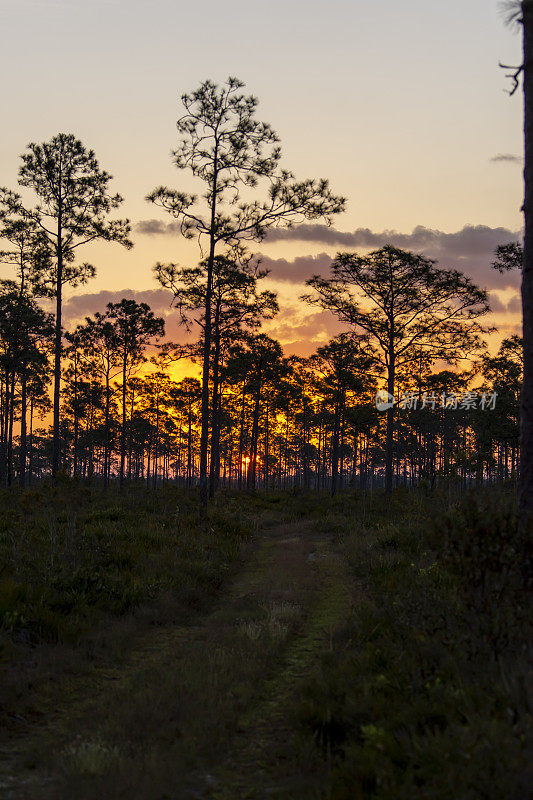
[0,482,530,799]
[288,487,532,799]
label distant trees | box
[0,285,53,486]
[227,333,286,490]
[148,76,345,510]
[59,301,165,484]
[477,336,522,482]
[64,313,123,485]
[0,256,517,490]
[155,253,279,495]
[1,134,132,478]
[309,333,376,495]
[104,300,165,487]
[170,377,201,486]
[305,246,491,493]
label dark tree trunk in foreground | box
[199,242,215,512]
[521,0,533,516]
[247,364,262,491]
[209,317,222,499]
[19,368,27,487]
[331,403,340,497]
[28,395,34,486]
[120,357,127,488]
[198,154,219,513]
[385,355,395,495]
[52,227,63,478]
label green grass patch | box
[0,482,254,752]
[0,483,253,646]
[289,487,532,800]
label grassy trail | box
[1,517,353,800]
[205,523,353,799]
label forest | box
[0,85,523,499]
[0,260,523,496]
[0,22,531,800]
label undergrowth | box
[0,482,251,645]
[0,481,253,743]
[1,482,530,799]
[290,486,532,800]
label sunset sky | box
[0,0,525,370]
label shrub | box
[436,492,532,597]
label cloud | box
[264,223,521,252]
[487,292,507,313]
[55,289,191,343]
[264,305,343,340]
[56,287,345,357]
[259,252,333,283]
[135,219,181,235]
[261,224,522,290]
[60,289,175,322]
[262,305,346,356]
[489,153,523,163]
[66,219,523,357]
[134,217,522,289]
[507,294,522,314]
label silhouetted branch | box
[499,61,524,95]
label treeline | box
[0,281,521,492]
[0,78,522,497]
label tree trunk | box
[247,368,262,491]
[302,401,309,491]
[120,355,127,488]
[385,355,395,494]
[209,321,222,498]
[19,367,27,487]
[7,371,15,486]
[238,384,246,489]
[104,369,111,487]
[264,400,270,490]
[199,155,219,514]
[128,385,135,481]
[52,212,63,479]
[153,393,160,490]
[0,370,8,486]
[331,402,340,497]
[521,0,533,516]
[73,359,79,478]
[339,396,346,490]
[28,394,34,486]
[187,397,193,487]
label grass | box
[0,481,253,640]
[0,481,530,799]
[288,486,532,800]
[0,481,253,749]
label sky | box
[0,0,525,369]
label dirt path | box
[1,519,354,800]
